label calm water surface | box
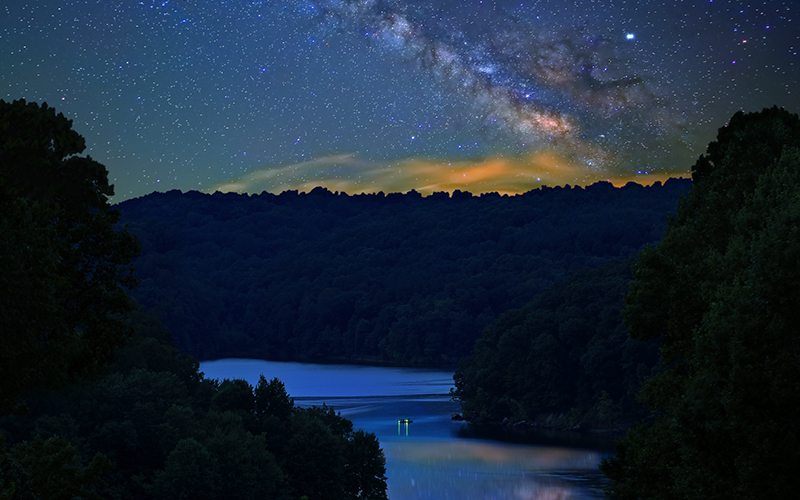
[200,358,610,500]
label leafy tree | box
[0,99,140,413]
[0,433,24,499]
[253,376,294,454]
[283,409,346,500]
[344,430,388,500]
[601,107,800,499]
[199,411,286,500]
[212,379,255,415]
[153,438,219,500]
[1,434,112,500]
[254,376,294,423]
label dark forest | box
[116,179,691,365]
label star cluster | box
[1,0,797,198]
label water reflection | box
[384,441,605,500]
[201,358,454,397]
[200,359,607,500]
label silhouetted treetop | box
[602,107,800,499]
[0,99,114,209]
[1,99,140,413]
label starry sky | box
[2,0,798,200]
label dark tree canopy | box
[0,99,140,413]
[116,178,691,365]
[452,258,659,430]
[0,310,388,500]
[0,99,114,209]
[601,107,800,499]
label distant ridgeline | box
[116,179,691,365]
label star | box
[0,1,796,199]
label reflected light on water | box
[385,440,600,469]
[383,440,604,500]
[199,359,608,500]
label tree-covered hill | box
[116,179,691,364]
[452,257,659,431]
[600,107,800,499]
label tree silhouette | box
[0,99,140,413]
[601,107,800,499]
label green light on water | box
[398,419,412,436]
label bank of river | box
[200,358,610,500]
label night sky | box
[2,0,797,200]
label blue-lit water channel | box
[200,359,611,500]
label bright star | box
[626,33,635,40]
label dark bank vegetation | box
[0,311,388,500]
[116,177,691,365]
[453,107,800,497]
[0,99,387,500]
[599,107,800,499]
[452,257,659,432]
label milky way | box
[309,0,684,170]
[2,0,797,198]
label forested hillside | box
[116,179,691,364]
[453,258,659,430]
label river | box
[200,358,611,500]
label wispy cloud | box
[208,151,675,196]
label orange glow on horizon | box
[209,152,688,197]
[607,172,682,188]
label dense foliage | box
[116,179,690,365]
[0,98,139,413]
[1,100,387,500]
[452,258,659,429]
[600,107,800,499]
[0,311,388,500]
